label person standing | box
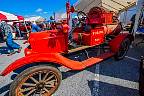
[31,21,41,32]
[0,21,6,43]
[6,32,22,55]
[62,20,70,52]
[3,22,22,56]
[129,14,136,33]
[14,23,22,37]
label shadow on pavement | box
[62,70,81,80]
[0,52,140,96]
[0,46,9,55]
[4,91,9,96]
[0,64,36,95]
[0,83,10,96]
[88,80,139,96]
[88,80,99,96]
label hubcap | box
[36,82,45,91]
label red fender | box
[109,33,134,53]
[1,52,114,76]
[0,53,85,76]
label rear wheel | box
[114,38,131,60]
[9,65,62,96]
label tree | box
[50,16,54,20]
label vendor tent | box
[17,15,24,21]
[55,13,67,20]
[25,16,45,22]
[75,0,136,14]
[0,11,24,21]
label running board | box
[82,52,114,68]
[68,46,91,53]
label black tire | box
[9,65,62,96]
[114,38,131,60]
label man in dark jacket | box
[3,22,22,56]
[129,14,136,33]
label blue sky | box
[0,0,77,19]
[0,0,138,22]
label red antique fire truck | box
[1,2,134,96]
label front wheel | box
[9,65,62,96]
[114,38,131,60]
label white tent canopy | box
[0,11,18,20]
[0,11,24,21]
[25,16,45,22]
[55,13,67,21]
[74,0,136,14]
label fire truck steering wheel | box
[77,11,89,24]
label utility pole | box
[53,12,55,20]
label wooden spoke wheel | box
[114,38,131,60]
[9,65,62,96]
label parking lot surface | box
[0,40,143,96]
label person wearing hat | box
[31,21,41,32]
[62,20,70,52]
[2,22,22,56]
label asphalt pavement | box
[0,39,143,96]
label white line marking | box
[125,56,140,62]
[94,74,139,90]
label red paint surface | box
[82,27,105,46]
[109,33,133,53]
[28,31,68,53]
[1,52,114,76]
[0,7,133,77]
[0,13,7,20]
[17,15,24,21]
[88,7,113,24]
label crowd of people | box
[0,19,70,56]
